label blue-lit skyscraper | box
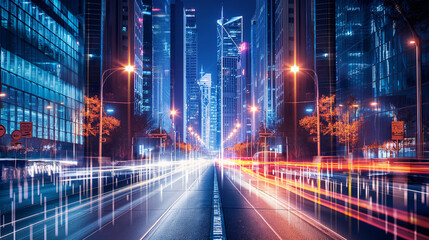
[185,8,199,142]
[217,15,243,150]
[152,0,171,132]
[251,0,276,130]
[0,0,84,159]
[237,42,252,144]
[199,73,211,149]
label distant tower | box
[185,8,200,142]
[217,15,243,150]
[199,74,212,149]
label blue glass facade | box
[0,0,84,159]
[152,0,171,132]
[336,0,429,157]
[251,0,276,129]
[185,8,199,142]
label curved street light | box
[290,66,321,157]
[99,65,134,166]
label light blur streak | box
[222,159,429,239]
[223,165,346,240]
[0,159,211,238]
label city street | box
[1,158,428,239]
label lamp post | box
[291,66,321,157]
[370,101,379,158]
[99,65,134,167]
[409,39,423,157]
[188,127,193,160]
[250,106,258,158]
[170,109,177,161]
[47,105,56,160]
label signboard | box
[11,130,22,141]
[392,121,404,140]
[148,133,167,139]
[11,141,22,147]
[259,132,274,138]
[0,124,5,137]
[20,122,33,138]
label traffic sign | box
[259,132,274,138]
[148,133,167,139]
[0,124,5,137]
[313,137,319,143]
[11,130,22,140]
[20,122,33,138]
[392,121,404,140]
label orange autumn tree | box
[299,95,364,153]
[299,95,337,136]
[83,96,120,137]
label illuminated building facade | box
[185,8,199,142]
[251,0,276,130]
[0,0,84,159]
[217,15,243,149]
[335,0,429,157]
[199,73,211,149]
[237,43,252,144]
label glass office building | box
[185,8,200,141]
[0,0,84,159]
[152,0,171,132]
[336,0,429,157]
[217,16,243,149]
[251,0,276,130]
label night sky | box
[182,0,256,77]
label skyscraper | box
[335,0,429,157]
[217,15,243,149]
[85,0,105,98]
[185,8,199,142]
[274,0,314,159]
[142,3,153,117]
[313,0,336,155]
[199,73,212,148]
[0,0,84,159]
[171,0,185,142]
[237,42,252,144]
[103,0,145,159]
[152,0,171,133]
[251,0,276,131]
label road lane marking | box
[139,164,210,240]
[211,166,226,240]
[229,169,346,240]
[226,173,282,240]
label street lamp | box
[290,65,300,73]
[409,39,423,157]
[46,105,57,159]
[125,65,134,73]
[250,105,258,157]
[99,65,134,167]
[170,109,177,161]
[290,66,321,157]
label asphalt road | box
[216,166,338,240]
[5,159,425,239]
